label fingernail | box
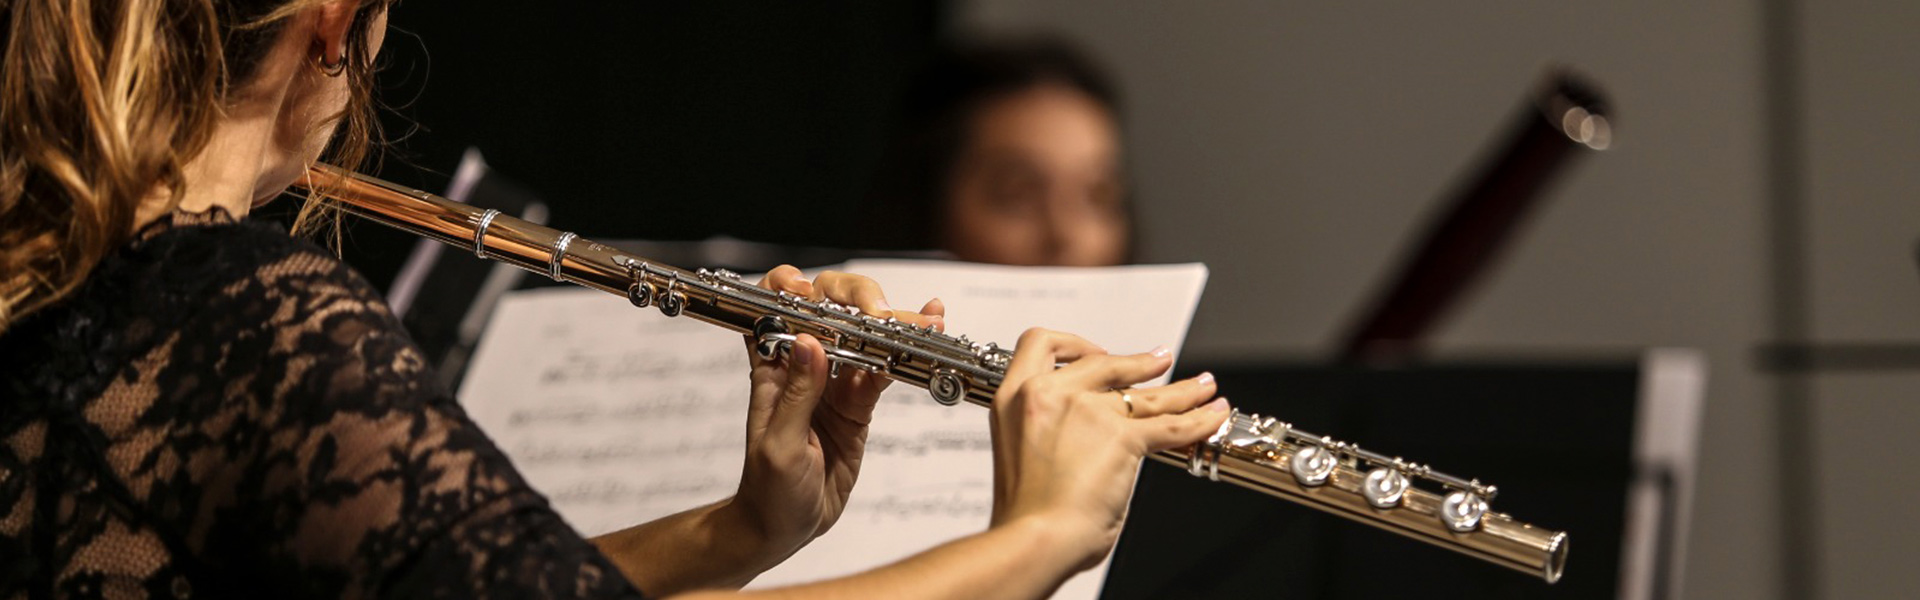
[876,299,894,314]
[1196,372,1215,387]
[1205,397,1230,412]
[1150,345,1171,358]
[793,342,814,367]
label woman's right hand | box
[988,328,1230,571]
[666,329,1225,599]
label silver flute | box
[297,164,1569,583]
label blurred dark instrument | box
[1340,70,1612,362]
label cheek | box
[295,114,330,158]
[275,76,349,151]
[1065,216,1130,266]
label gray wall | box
[1802,1,1920,598]
[960,1,1919,598]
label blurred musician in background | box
[865,36,1135,267]
[0,1,1227,598]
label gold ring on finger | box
[1114,389,1135,417]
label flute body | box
[298,164,1568,584]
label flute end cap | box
[1543,531,1570,584]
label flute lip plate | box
[1544,531,1570,584]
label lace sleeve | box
[202,249,645,599]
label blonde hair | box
[0,0,392,333]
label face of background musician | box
[940,82,1130,267]
[138,1,390,224]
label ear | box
[312,0,360,66]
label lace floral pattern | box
[0,211,644,599]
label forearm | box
[672,516,1088,600]
[591,498,783,596]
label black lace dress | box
[0,211,647,599]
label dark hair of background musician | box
[861,36,1136,266]
[0,0,391,334]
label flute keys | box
[752,317,790,361]
[930,369,966,406]
[1440,490,1489,532]
[627,281,656,308]
[1290,444,1337,487]
[660,280,687,317]
[1363,467,1410,508]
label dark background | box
[326,1,946,289]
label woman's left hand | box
[726,265,945,564]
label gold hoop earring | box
[315,49,347,77]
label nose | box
[1039,190,1077,264]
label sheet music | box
[458,260,1208,598]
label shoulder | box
[128,216,377,306]
[168,221,437,407]
[114,216,438,410]
[124,217,398,344]
[1,216,418,409]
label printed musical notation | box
[458,260,1207,598]
[855,483,994,523]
